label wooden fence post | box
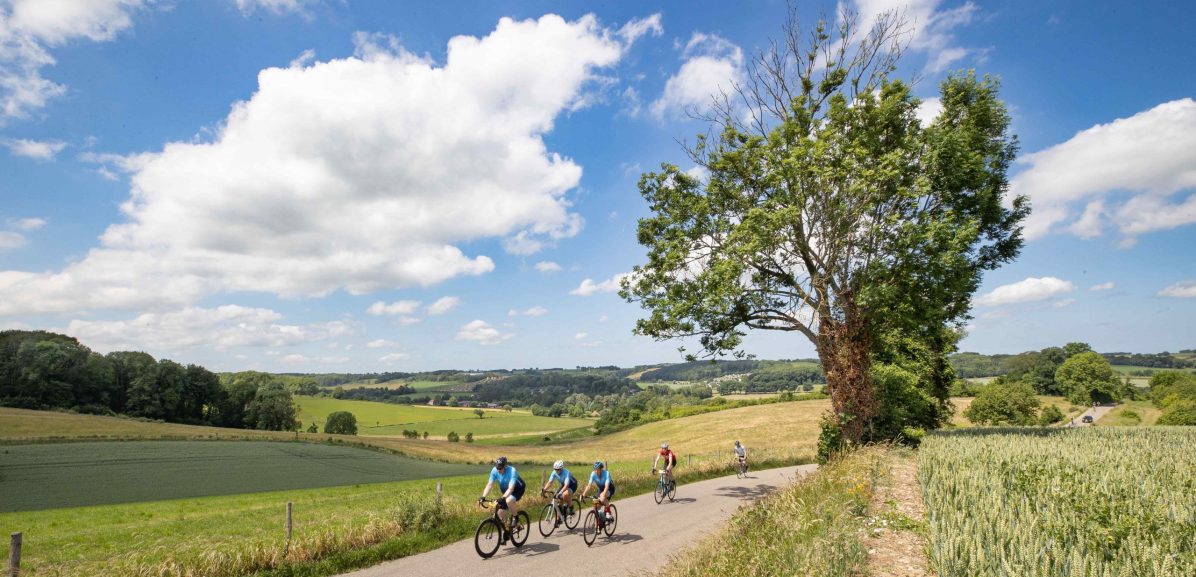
[687,454,691,467]
[10,532,21,577]
[284,502,293,556]
[436,482,443,508]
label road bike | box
[735,457,749,478]
[538,489,581,536]
[652,468,677,503]
[581,496,618,546]
[474,498,530,558]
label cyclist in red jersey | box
[652,442,678,484]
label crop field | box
[0,440,477,512]
[294,396,593,438]
[0,407,304,442]
[919,427,1196,577]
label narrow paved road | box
[1070,404,1116,426]
[339,464,817,577]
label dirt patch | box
[866,452,931,577]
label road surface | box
[1070,403,1116,426]
[339,464,817,577]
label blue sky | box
[1,0,1193,372]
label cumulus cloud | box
[974,277,1075,307]
[0,14,639,316]
[0,0,150,121]
[1012,99,1196,243]
[367,300,420,316]
[366,338,399,349]
[914,96,942,127]
[534,260,562,273]
[650,32,743,119]
[378,352,408,363]
[848,0,979,74]
[1089,282,1115,292]
[0,231,25,250]
[617,13,662,44]
[234,0,316,16]
[1158,280,1196,298]
[508,305,548,317]
[426,296,460,315]
[282,353,350,365]
[455,319,512,345]
[58,304,357,353]
[10,217,45,230]
[574,332,587,340]
[570,272,629,296]
[3,138,65,159]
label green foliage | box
[816,413,847,465]
[464,432,474,443]
[949,379,980,397]
[866,363,941,441]
[245,383,298,431]
[1149,370,1196,405]
[324,410,358,435]
[1037,404,1064,426]
[306,421,319,433]
[948,352,1012,378]
[446,431,459,442]
[963,381,1041,426]
[1156,399,1196,425]
[1055,351,1123,404]
[920,428,1196,576]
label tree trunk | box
[817,297,875,444]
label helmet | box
[494,456,508,468]
[593,461,605,470]
[660,442,669,449]
[734,440,741,446]
[553,460,565,470]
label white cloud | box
[378,352,408,363]
[455,319,512,345]
[426,296,460,315]
[3,138,66,159]
[574,332,587,340]
[396,316,421,326]
[234,0,316,16]
[367,300,420,316]
[508,305,548,317]
[1159,280,1196,298]
[1090,282,1115,292]
[650,32,743,120]
[282,353,350,365]
[570,272,629,296]
[534,260,563,273]
[617,13,662,44]
[0,231,26,250]
[1012,99,1196,242]
[0,0,149,121]
[1053,298,1075,308]
[914,96,942,127]
[848,0,978,74]
[599,315,608,323]
[975,276,1074,307]
[366,338,399,349]
[58,304,357,353]
[0,14,636,316]
[11,217,45,230]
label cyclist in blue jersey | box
[479,456,526,533]
[540,459,577,527]
[581,461,616,522]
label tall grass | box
[657,446,886,577]
[919,427,1196,577]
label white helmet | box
[661,442,669,449]
[553,460,565,470]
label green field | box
[294,396,594,438]
[920,428,1196,576]
[0,440,478,512]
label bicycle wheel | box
[511,510,530,547]
[654,480,665,504]
[564,497,582,530]
[736,463,744,479]
[538,503,556,537]
[474,517,502,558]
[667,480,677,501]
[582,510,598,546]
[603,504,618,536]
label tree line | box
[0,330,299,431]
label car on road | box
[1081,415,1094,423]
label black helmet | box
[494,456,508,467]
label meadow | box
[1097,399,1162,426]
[0,441,477,512]
[919,427,1196,576]
[293,396,594,438]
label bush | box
[393,492,443,533]
[816,413,847,464]
[465,432,474,443]
[306,422,318,433]
[1038,404,1064,426]
[1157,399,1196,425]
[323,411,358,435]
[964,381,1040,426]
[447,431,460,442]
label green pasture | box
[0,440,476,512]
[295,396,593,438]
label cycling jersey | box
[733,445,746,457]
[489,465,522,489]
[590,469,612,487]
[550,468,577,491]
[659,449,677,465]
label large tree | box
[623,10,1026,444]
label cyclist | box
[652,442,678,485]
[479,456,525,536]
[581,461,616,522]
[733,440,748,470]
[540,459,577,527]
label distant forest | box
[949,349,1196,378]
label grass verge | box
[654,446,888,577]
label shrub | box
[1038,405,1065,426]
[447,431,460,442]
[465,432,474,443]
[323,411,358,435]
[1157,399,1196,425]
[964,381,1040,426]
